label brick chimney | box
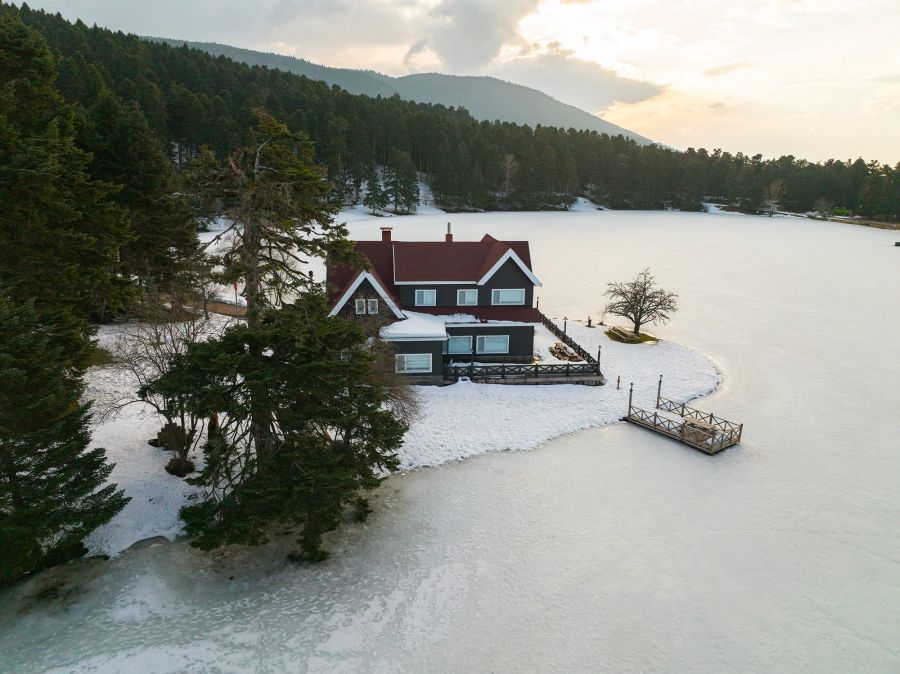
[445,222,453,242]
[381,226,392,242]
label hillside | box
[147,38,653,144]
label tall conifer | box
[0,14,129,363]
[0,294,128,585]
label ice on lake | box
[1,209,898,673]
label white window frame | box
[447,335,473,354]
[476,334,510,355]
[395,353,433,374]
[456,288,478,306]
[415,289,437,306]
[491,288,526,305]
[367,298,379,315]
[354,298,366,315]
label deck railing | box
[444,361,601,382]
[539,312,597,364]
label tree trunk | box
[633,320,641,336]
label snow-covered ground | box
[80,205,719,556]
[398,324,716,470]
[83,315,717,554]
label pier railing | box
[656,397,744,437]
[624,375,743,454]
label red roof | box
[326,234,534,303]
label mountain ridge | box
[146,38,654,145]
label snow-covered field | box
[2,208,898,674]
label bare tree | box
[105,293,226,476]
[605,268,679,336]
[763,178,785,217]
[502,153,518,199]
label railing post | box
[469,360,474,378]
[627,382,633,416]
[563,316,567,334]
[657,374,663,407]
[597,345,601,367]
[501,363,506,379]
[738,423,743,442]
[565,362,570,377]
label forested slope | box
[8,4,900,217]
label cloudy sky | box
[27,0,900,162]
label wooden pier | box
[625,376,743,454]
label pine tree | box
[161,110,406,560]
[80,89,197,288]
[188,109,352,324]
[0,293,128,585]
[0,14,130,366]
[384,149,420,214]
[151,294,405,559]
[362,165,388,214]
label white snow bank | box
[398,320,718,470]
[82,320,234,557]
[568,196,602,212]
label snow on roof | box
[379,311,460,340]
[379,310,541,341]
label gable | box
[482,257,535,288]
[327,271,404,318]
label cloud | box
[424,0,541,72]
[490,51,665,114]
[703,60,752,77]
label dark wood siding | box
[388,339,444,383]
[395,259,535,309]
[445,325,534,361]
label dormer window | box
[491,288,525,305]
[415,289,436,306]
[457,289,478,306]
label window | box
[491,288,526,305]
[355,298,366,315]
[457,289,478,306]
[395,353,433,374]
[367,299,379,315]
[415,289,436,306]
[447,335,473,354]
[476,334,509,354]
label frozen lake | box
[2,210,899,673]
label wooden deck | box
[624,377,743,454]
